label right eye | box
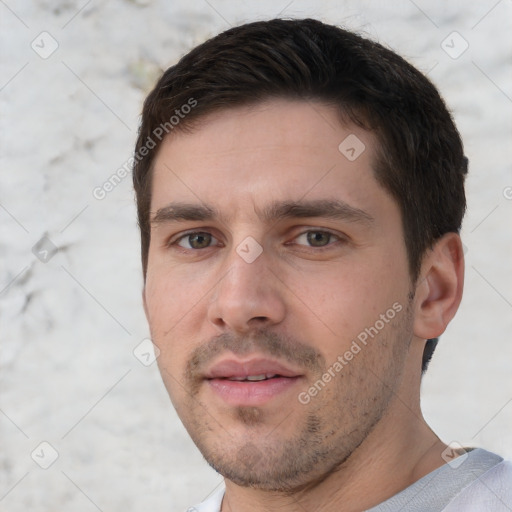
[175,232,218,250]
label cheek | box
[290,261,408,350]
[145,262,201,327]
[144,274,193,366]
[291,264,373,317]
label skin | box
[143,99,465,511]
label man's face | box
[144,99,415,490]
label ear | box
[413,233,464,339]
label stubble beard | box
[172,305,413,492]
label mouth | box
[220,373,282,382]
[204,358,304,406]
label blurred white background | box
[1,1,511,510]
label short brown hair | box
[133,18,468,369]
[133,18,466,278]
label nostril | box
[247,316,272,328]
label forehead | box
[150,99,391,221]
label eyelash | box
[172,231,221,250]
[167,229,345,251]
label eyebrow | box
[261,199,374,225]
[150,199,374,226]
[151,203,216,224]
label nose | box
[207,245,286,333]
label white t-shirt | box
[186,449,512,511]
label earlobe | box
[413,233,465,340]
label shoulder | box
[443,459,512,511]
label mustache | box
[185,329,325,385]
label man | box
[133,18,511,511]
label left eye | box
[295,231,337,247]
[176,232,218,249]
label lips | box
[204,357,303,406]
[223,373,278,382]
[205,358,301,380]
